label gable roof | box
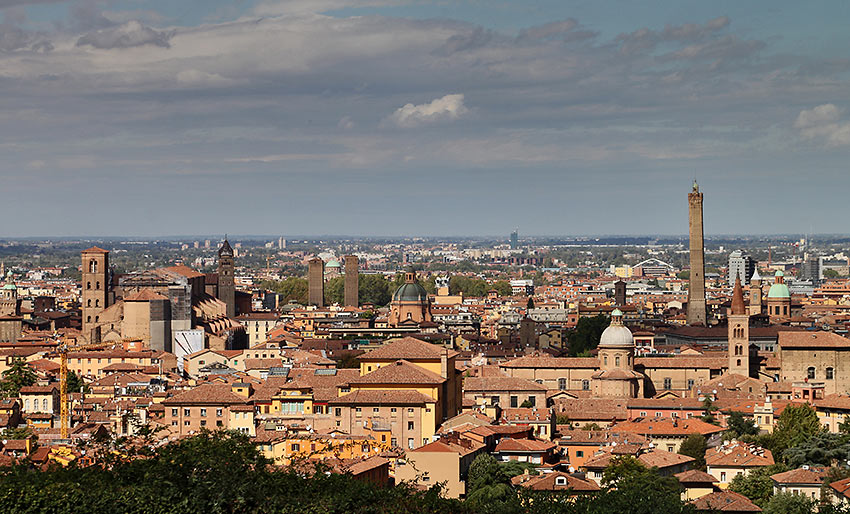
[350,360,445,385]
[328,390,434,406]
[779,331,850,349]
[359,337,458,361]
[690,491,761,512]
[463,376,547,392]
[162,384,247,406]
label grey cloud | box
[616,16,731,56]
[0,0,65,7]
[0,23,51,52]
[665,35,765,61]
[432,27,494,56]
[76,20,174,49]
[517,19,577,41]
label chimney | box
[441,348,448,379]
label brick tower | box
[81,246,109,339]
[217,238,236,318]
[344,255,359,307]
[308,257,324,307]
[728,277,750,377]
[687,181,707,325]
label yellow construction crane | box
[56,338,116,439]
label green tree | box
[0,358,36,398]
[784,432,850,468]
[336,352,360,369]
[729,463,787,507]
[359,274,393,306]
[595,456,689,514]
[773,403,824,458]
[465,453,515,508]
[677,270,690,280]
[66,370,90,395]
[324,276,345,305]
[567,315,610,356]
[701,397,718,424]
[678,434,707,470]
[824,269,840,279]
[763,491,815,514]
[492,281,512,297]
[268,277,308,304]
[727,411,760,438]
[519,399,534,408]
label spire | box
[692,179,699,192]
[218,237,233,257]
[731,277,746,315]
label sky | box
[1,0,849,237]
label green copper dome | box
[393,282,428,302]
[1,283,15,290]
[767,283,790,299]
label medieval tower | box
[81,246,110,338]
[217,239,236,318]
[687,181,707,325]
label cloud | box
[794,104,850,146]
[0,0,65,7]
[337,116,354,129]
[432,27,494,56]
[76,21,174,49]
[383,94,468,128]
[517,19,577,41]
[615,16,732,56]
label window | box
[615,356,620,367]
[24,399,29,411]
[42,399,48,411]
[184,421,190,426]
[356,407,362,417]
[687,379,695,389]
[200,408,207,417]
[200,420,206,427]
[558,378,566,391]
[808,367,816,380]
[721,472,727,481]
[391,407,397,414]
[527,396,536,408]
[639,411,646,417]
[291,444,300,452]
[408,408,414,415]
[184,408,190,416]
[373,408,380,414]
[391,438,397,447]
[667,445,674,452]
[576,450,583,458]
[510,396,518,408]
[335,408,341,417]
[827,367,835,380]
[216,409,223,417]
[603,356,608,366]
[171,408,178,417]
[86,282,91,290]
[582,380,590,391]
[408,438,415,449]
[216,420,223,427]
[491,396,499,405]
[408,421,414,430]
[663,378,672,390]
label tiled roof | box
[830,477,850,499]
[779,331,850,349]
[675,469,717,484]
[162,384,248,406]
[511,471,599,492]
[124,289,169,301]
[350,360,445,385]
[705,442,774,468]
[612,418,725,437]
[328,390,434,406]
[500,356,599,369]
[583,449,692,470]
[500,408,553,423]
[19,385,58,394]
[494,438,555,453]
[244,358,283,370]
[409,438,483,456]
[816,394,850,410]
[359,337,458,361]
[690,491,761,512]
[161,265,205,279]
[82,246,109,254]
[554,398,629,421]
[627,398,705,410]
[636,357,726,369]
[770,467,828,485]
[463,376,547,392]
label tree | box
[701,396,718,424]
[359,274,393,306]
[519,399,534,408]
[774,403,824,458]
[491,281,512,297]
[335,352,361,369]
[677,270,690,280]
[66,370,90,395]
[729,463,787,507]
[567,315,610,356]
[595,456,689,514]
[784,432,850,468]
[727,411,760,438]
[763,491,816,514]
[465,453,516,508]
[268,277,308,304]
[0,358,36,398]
[824,269,840,279]
[526,297,535,310]
[324,276,345,305]
[678,434,707,470]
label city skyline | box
[1,1,849,235]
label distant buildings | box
[510,230,518,250]
[727,250,755,286]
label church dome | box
[767,270,790,299]
[393,282,428,303]
[326,260,340,268]
[599,309,633,347]
[1,283,15,290]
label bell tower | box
[217,238,236,318]
[81,247,109,339]
[728,277,750,377]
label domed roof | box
[1,283,16,290]
[599,310,633,348]
[326,260,340,268]
[767,282,790,299]
[393,282,428,303]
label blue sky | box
[1,0,849,237]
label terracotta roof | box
[161,265,205,279]
[555,398,629,421]
[830,476,850,499]
[409,437,483,456]
[627,398,705,410]
[82,246,109,254]
[511,471,600,492]
[124,289,169,301]
[583,449,693,470]
[244,358,283,370]
[162,384,248,406]
[343,455,390,475]
[770,467,828,485]
[636,356,726,369]
[779,331,850,349]
[494,438,555,453]
[328,390,434,406]
[675,469,718,484]
[705,442,773,468]
[500,356,599,369]
[500,408,553,423]
[350,360,445,385]
[816,394,850,410]
[464,376,547,392]
[612,418,725,437]
[359,337,458,361]
[19,385,58,394]
[690,491,761,512]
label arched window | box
[89,260,97,273]
[87,299,91,307]
[42,398,47,411]
[827,367,835,380]
[96,281,100,289]
[95,299,100,307]
[86,282,91,290]
[807,367,816,379]
[615,356,621,367]
[737,359,741,367]
[95,316,99,322]
[86,316,91,322]
[603,356,608,366]
[558,378,566,390]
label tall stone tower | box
[749,270,763,316]
[614,280,626,306]
[687,181,707,325]
[217,239,236,318]
[344,255,359,307]
[728,277,750,377]
[81,247,109,338]
[308,257,324,307]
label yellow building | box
[255,430,391,466]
